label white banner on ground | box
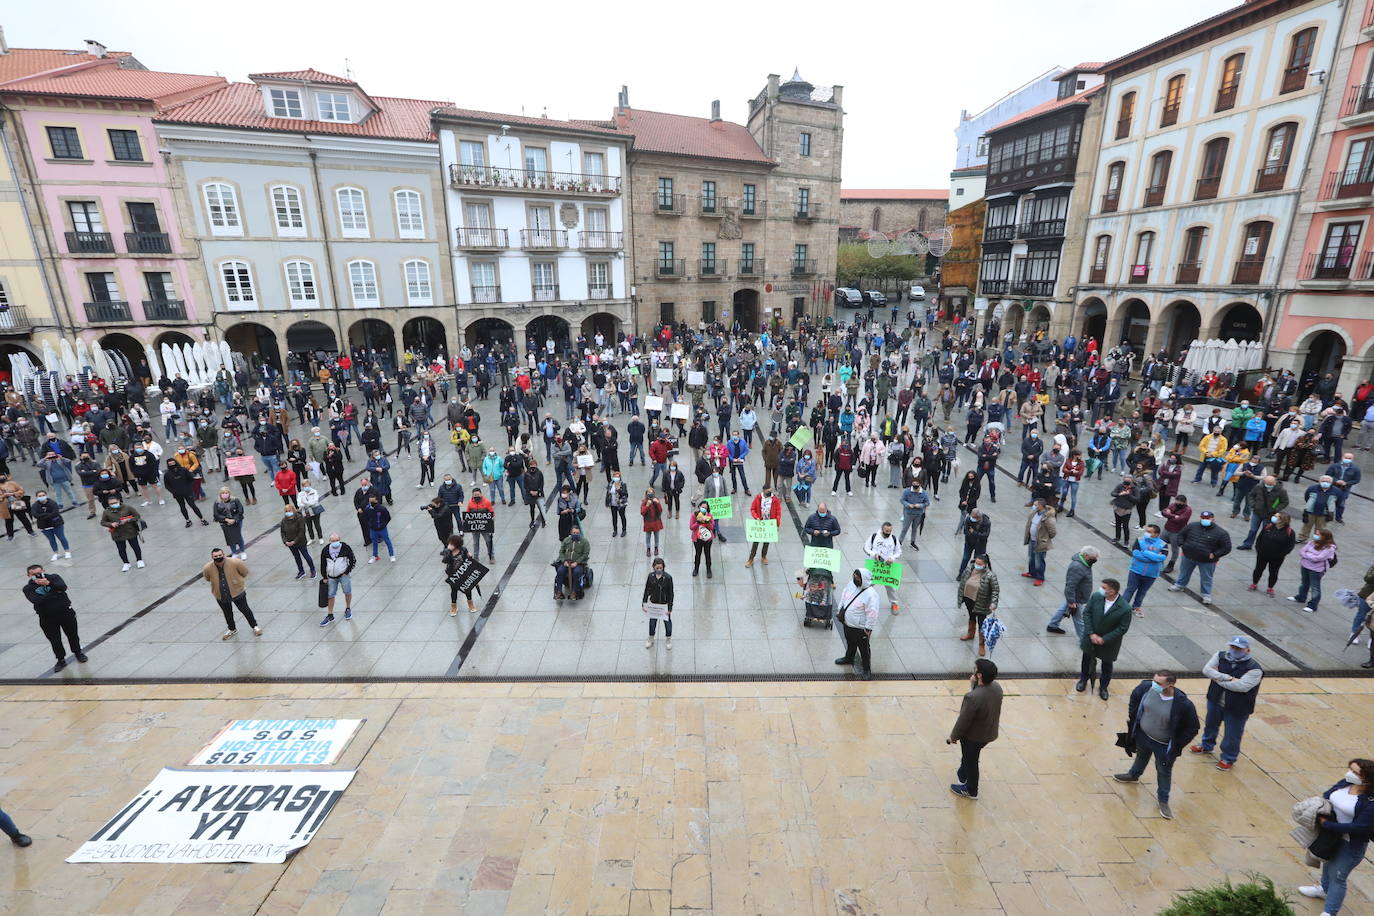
[188,719,364,766]
[68,767,355,863]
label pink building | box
[0,52,224,372]
[1275,0,1374,393]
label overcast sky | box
[7,0,1230,189]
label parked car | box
[910,285,926,301]
[833,287,863,308]
[863,290,887,307]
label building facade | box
[617,72,843,331]
[1076,0,1341,358]
[838,189,948,243]
[954,68,1064,172]
[155,70,453,371]
[435,108,631,352]
[1272,0,1374,390]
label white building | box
[950,67,1065,211]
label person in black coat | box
[642,558,675,649]
[524,464,546,527]
[163,460,207,527]
[1114,671,1199,820]
[663,461,686,518]
[22,564,85,670]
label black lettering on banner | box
[447,555,489,593]
[462,510,494,534]
[91,790,154,841]
[195,784,234,811]
[190,812,228,840]
[236,785,274,811]
[285,785,320,813]
[104,791,162,842]
[209,812,247,840]
[259,785,292,811]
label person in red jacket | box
[465,488,496,563]
[648,435,671,489]
[745,486,782,567]
[273,466,299,506]
[831,441,854,495]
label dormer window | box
[317,92,352,122]
[268,88,303,118]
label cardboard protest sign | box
[462,509,494,534]
[189,719,363,767]
[669,403,689,420]
[687,371,706,386]
[865,558,903,587]
[788,427,813,450]
[803,546,842,573]
[641,602,669,620]
[705,496,732,519]
[576,453,595,468]
[446,555,489,593]
[746,518,779,543]
[645,395,664,412]
[655,368,673,383]
[225,456,257,477]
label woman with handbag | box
[297,483,324,544]
[1298,758,1374,915]
[0,474,35,538]
[689,501,719,578]
[641,487,664,557]
[1292,529,1338,613]
[442,534,481,615]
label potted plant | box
[1157,874,1294,916]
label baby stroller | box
[798,567,835,629]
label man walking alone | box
[23,564,86,670]
[948,658,1003,800]
[202,547,261,639]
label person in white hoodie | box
[834,568,881,679]
[863,522,904,614]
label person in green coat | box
[1077,577,1132,700]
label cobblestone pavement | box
[2,381,1372,682]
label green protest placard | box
[628,366,640,375]
[705,496,733,519]
[866,558,903,588]
[745,518,778,543]
[803,546,841,573]
[788,426,813,450]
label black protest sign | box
[448,555,489,593]
[462,509,494,533]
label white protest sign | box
[645,395,664,412]
[669,403,690,420]
[576,453,595,468]
[655,368,673,383]
[687,371,706,386]
[189,719,363,767]
[68,767,355,864]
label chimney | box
[617,85,629,109]
[710,100,720,122]
[84,38,108,58]
[767,73,780,100]
[830,85,843,107]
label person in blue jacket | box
[726,432,751,495]
[1298,758,1374,915]
[1324,453,1361,524]
[1123,524,1168,618]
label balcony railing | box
[1160,103,1180,128]
[1100,191,1120,213]
[532,284,559,302]
[1129,264,1150,284]
[66,231,113,254]
[791,258,818,275]
[455,227,508,249]
[793,203,820,221]
[1143,184,1167,207]
[697,196,726,217]
[1303,251,1358,281]
[980,279,1008,295]
[1232,257,1268,284]
[1321,167,1374,201]
[447,163,620,195]
[471,285,501,303]
[1280,64,1309,95]
[740,199,766,218]
[1216,83,1239,112]
[578,230,622,250]
[1114,118,1131,140]
[737,259,765,276]
[698,258,727,279]
[1010,279,1055,297]
[1017,219,1065,239]
[83,300,132,323]
[1365,0,1374,30]
[125,231,170,254]
[0,305,34,334]
[588,285,612,300]
[655,194,685,215]
[1342,82,1374,118]
[519,229,568,249]
[1360,250,1374,280]
[657,259,685,278]
[1255,164,1288,192]
[142,298,186,321]
[1176,261,1202,284]
[1088,266,1106,284]
[1194,176,1221,201]
[984,225,1016,243]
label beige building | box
[838,189,948,243]
[613,71,843,331]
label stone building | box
[613,71,843,331]
[838,189,948,243]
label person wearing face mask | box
[30,489,70,559]
[464,487,496,563]
[202,547,260,639]
[280,505,316,579]
[642,557,675,649]
[523,460,547,528]
[554,524,591,599]
[803,502,840,549]
[1297,758,1374,914]
[898,480,930,549]
[663,460,686,519]
[1114,670,1199,820]
[946,658,1002,800]
[1322,452,1361,524]
[604,470,629,537]
[100,496,144,571]
[164,459,208,527]
[641,487,665,558]
[1046,546,1098,636]
[745,487,782,567]
[955,554,999,657]
[1237,475,1290,550]
[363,494,396,563]
[1191,636,1263,770]
[0,473,34,539]
[689,502,720,578]
[481,447,507,505]
[1166,510,1231,604]
[1292,528,1338,613]
[318,533,356,624]
[212,487,247,559]
[365,451,393,505]
[23,562,85,671]
[297,481,324,545]
[1300,474,1340,539]
[1078,577,1131,699]
[794,450,817,505]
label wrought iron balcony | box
[1100,191,1120,213]
[1232,257,1268,284]
[1010,279,1055,297]
[1088,267,1106,284]
[1320,168,1374,202]
[588,285,612,300]
[519,229,568,249]
[793,202,821,221]
[142,298,186,321]
[1341,82,1374,119]
[740,199,766,218]
[1255,164,1288,192]
[471,285,501,304]
[1215,83,1239,112]
[1194,176,1221,201]
[983,225,1015,243]
[1302,251,1356,281]
[1143,184,1167,207]
[1280,64,1309,95]
[737,259,765,276]
[0,305,34,334]
[1176,261,1202,284]
[83,300,132,323]
[1017,220,1065,239]
[698,258,727,279]
[697,196,727,217]
[578,230,622,250]
[657,259,685,278]
[655,194,685,216]
[1159,103,1180,127]
[125,231,170,254]
[979,279,1008,295]
[791,259,817,275]
[447,163,620,195]
[455,227,508,249]
[66,231,113,254]
[532,284,560,303]
[1128,264,1150,284]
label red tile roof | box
[0,48,135,84]
[248,68,357,85]
[158,81,450,141]
[841,189,950,200]
[988,85,1103,132]
[434,107,624,136]
[613,108,772,165]
[1,65,226,105]
[1064,61,1105,73]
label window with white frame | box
[271,185,306,237]
[348,260,379,306]
[588,261,610,298]
[220,260,256,307]
[470,262,498,302]
[284,260,318,306]
[460,140,486,166]
[268,88,303,118]
[394,190,424,238]
[404,260,433,305]
[336,187,369,237]
[532,261,557,301]
[316,92,352,122]
[203,183,242,235]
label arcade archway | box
[97,333,145,375]
[403,316,447,358]
[1302,330,1347,379]
[1217,302,1264,342]
[348,319,396,364]
[1079,298,1106,348]
[464,318,514,350]
[527,315,570,354]
[224,322,281,373]
[580,312,621,342]
[732,288,759,330]
[1160,301,1201,357]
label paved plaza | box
[2,388,1373,683]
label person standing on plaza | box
[690,501,720,578]
[1237,475,1289,550]
[1297,758,1374,915]
[1323,452,1360,524]
[0,473,35,538]
[1114,670,1200,820]
[556,483,583,541]
[1123,524,1168,618]
[437,473,465,531]
[802,502,840,548]
[1022,498,1056,586]
[955,554,999,657]
[605,468,629,537]
[31,490,70,560]
[1078,577,1131,699]
[280,504,316,579]
[524,460,547,529]
[663,459,686,518]
[1060,448,1086,517]
[425,495,453,546]
[1299,475,1340,539]
[201,547,261,639]
[1159,493,1192,574]
[642,557,675,649]
[23,563,85,669]
[442,534,482,615]
[352,476,377,547]
[641,487,664,558]
[1247,510,1296,595]
[745,486,781,568]
[213,487,247,559]
[363,492,396,562]
[1291,528,1338,613]
[100,496,145,571]
[833,567,880,679]
[465,487,496,564]
[319,533,356,625]
[1046,546,1098,636]
[956,508,991,578]
[273,463,299,506]
[947,658,1003,800]
[1190,635,1263,770]
[898,479,930,549]
[863,521,903,613]
[164,459,208,527]
[1166,510,1231,604]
